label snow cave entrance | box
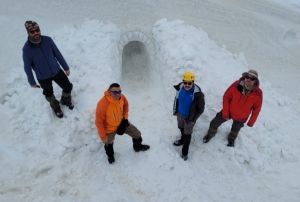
[119,31,154,90]
[121,41,150,89]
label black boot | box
[181,134,191,161]
[104,144,115,164]
[46,95,63,118]
[60,92,74,110]
[173,128,184,146]
[227,140,235,147]
[132,137,150,152]
[227,131,238,147]
[203,127,217,143]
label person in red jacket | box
[95,83,150,164]
[203,69,263,147]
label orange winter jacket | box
[222,79,263,127]
[95,90,129,142]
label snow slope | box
[1,18,300,202]
[1,0,300,106]
[1,0,300,202]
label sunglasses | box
[29,28,40,34]
[183,81,193,86]
[244,75,257,81]
[110,90,122,95]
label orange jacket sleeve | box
[95,99,108,142]
[123,95,129,119]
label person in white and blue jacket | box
[173,71,205,160]
[22,21,73,118]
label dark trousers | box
[209,112,244,141]
[38,70,73,98]
[177,114,194,156]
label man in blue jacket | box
[22,21,73,118]
[173,71,205,160]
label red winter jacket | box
[222,79,263,127]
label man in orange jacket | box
[203,69,263,147]
[95,83,150,164]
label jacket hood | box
[104,90,124,103]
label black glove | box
[116,118,129,135]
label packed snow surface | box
[1,1,300,202]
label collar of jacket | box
[174,82,201,92]
[27,35,43,48]
[104,90,124,104]
[238,77,260,92]
[174,82,201,99]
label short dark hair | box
[109,83,120,89]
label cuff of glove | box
[116,119,129,135]
[247,122,253,127]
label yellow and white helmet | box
[182,71,195,81]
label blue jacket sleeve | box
[22,49,36,86]
[50,38,69,70]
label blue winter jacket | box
[173,82,205,123]
[22,36,69,86]
[178,86,194,118]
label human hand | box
[102,138,108,144]
[247,122,253,127]
[116,119,129,135]
[65,70,70,76]
[31,84,40,88]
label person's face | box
[183,80,194,90]
[109,87,122,100]
[244,74,257,89]
[28,27,41,40]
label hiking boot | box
[173,138,184,146]
[133,137,150,152]
[108,156,115,164]
[60,92,74,110]
[182,134,191,158]
[46,96,63,118]
[203,127,217,143]
[227,140,235,147]
[134,144,150,152]
[104,144,115,164]
[53,107,63,118]
[181,154,188,161]
[174,128,184,146]
[203,134,214,143]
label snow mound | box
[1,19,300,202]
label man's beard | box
[29,35,41,44]
[244,82,254,91]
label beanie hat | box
[242,69,258,79]
[25,21,39,32]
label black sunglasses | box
[110,90,122,95]
[183,81,193,85]
[244,75,256,81]
[29,28,40,34]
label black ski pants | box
[209,111,244,138]
[38,70,73,98]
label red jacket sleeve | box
[95,99,108,142]
[247,89,263,127]
[222,81,236,119]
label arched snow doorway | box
[119,31,154,90]
[121,41,150,88]
[117,31,170,142]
